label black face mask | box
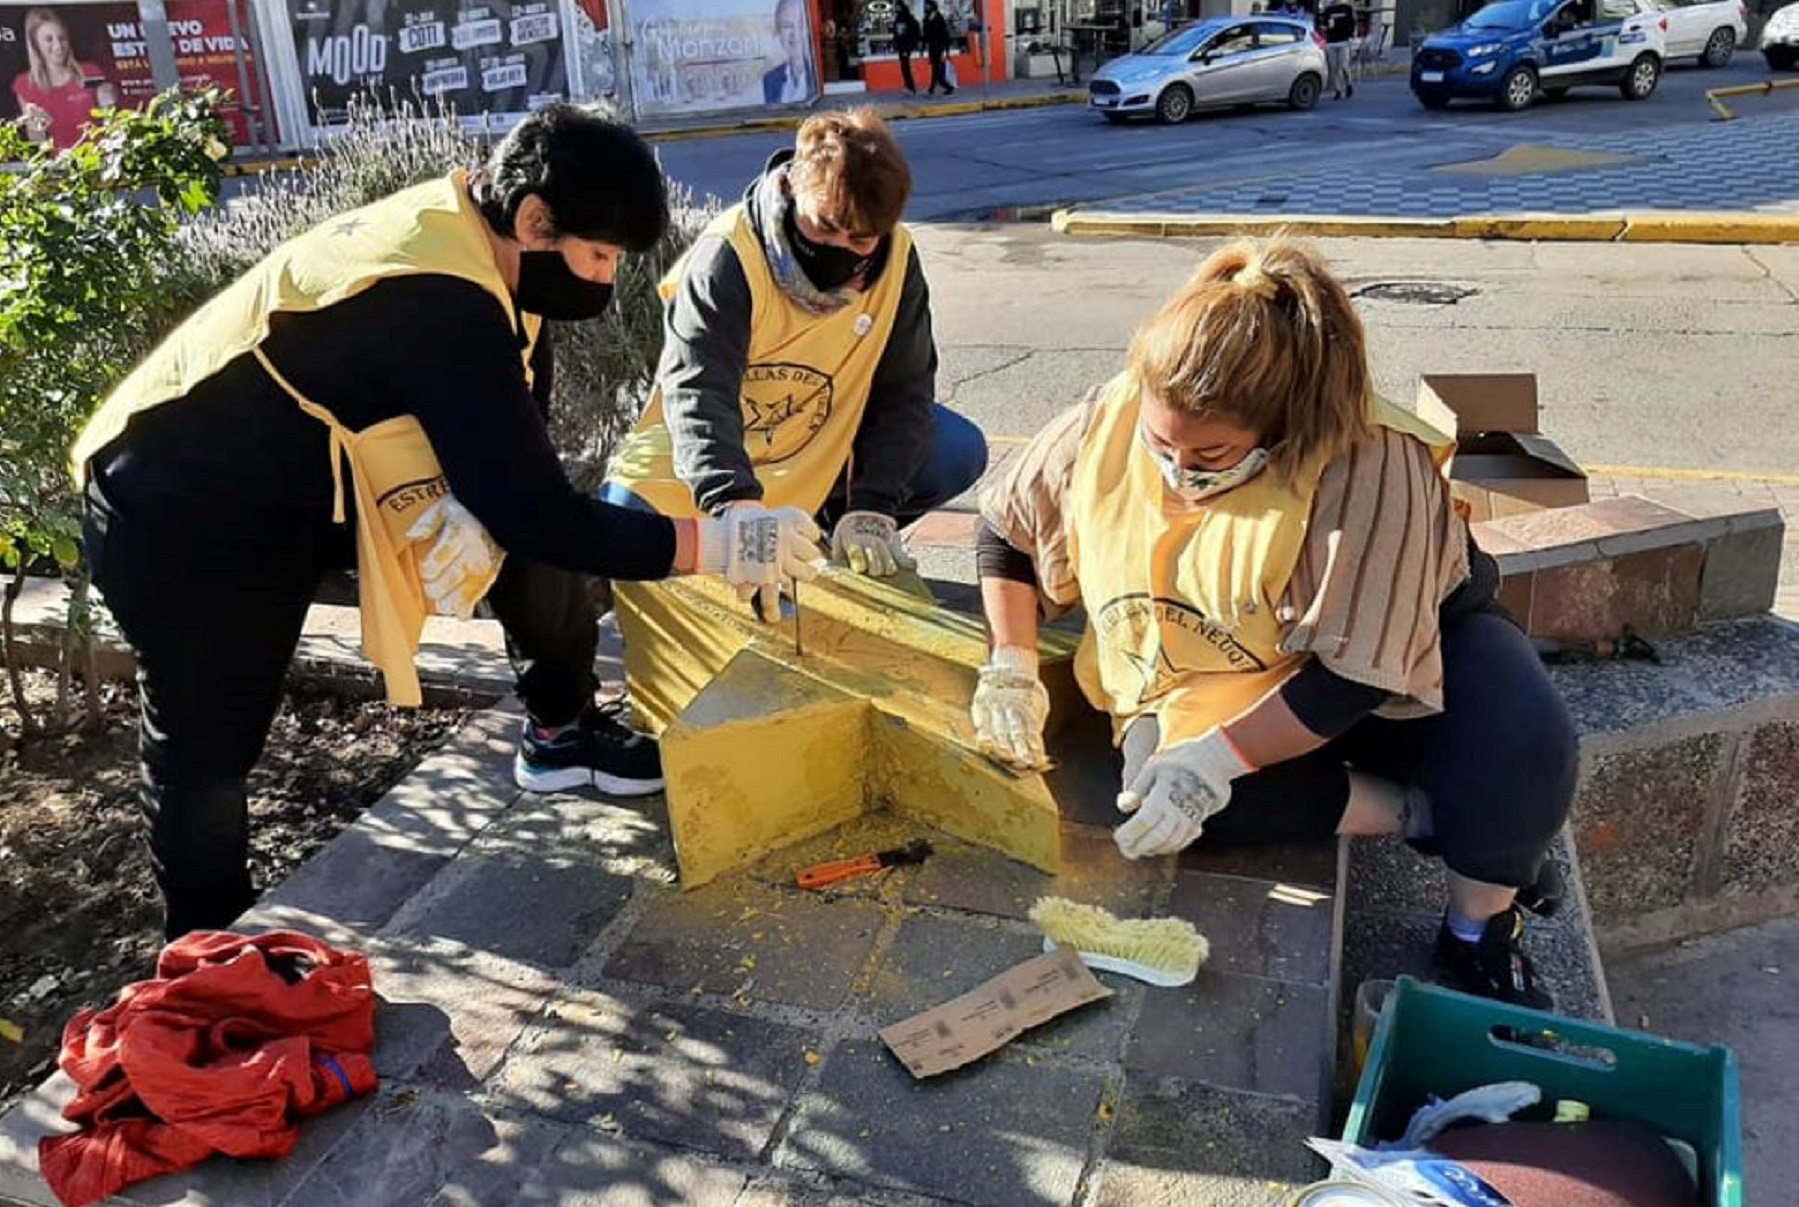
[784,205,873,291]
[515,249,614,321]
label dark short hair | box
[473,103,669,251]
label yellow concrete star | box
[614,571,1089,887]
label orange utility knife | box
[796,839,933,890]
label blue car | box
[1411,0,1667,111]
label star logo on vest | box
[1095,593,1267,707]
[1119,641,1183,706]
[740,362,833,464]
[332,218,369,237]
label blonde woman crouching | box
[972,238,1576,1008]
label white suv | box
[1648,0,1750,65]
[1763,1,1799,69]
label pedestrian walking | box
[922,0,954,94]
[894,1,921,93]
[1321,0,1357,97]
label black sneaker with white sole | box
[1435,904,1554,1011]
[514,701,663,796]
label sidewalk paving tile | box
[275,1089,568,1207]
[1166,872,1335,988]
[1123,971,1330,1102]
[602,878,886,1013]
[504,1129,752,1207]
[1094,1080,1322,1207]
[775,1039,1104,1207]
[381,794,646,971]
[851,908,1140,1063]
[490,988,815,1161]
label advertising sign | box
[285,0,568,128]
[1,0,266,148]
[624,0,818,119]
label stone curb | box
[1049,209,1799,245]
[224,88,1087,177]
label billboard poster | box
[285,0,568,129]
[624,0,818,120]
[568,0,613,101]
[0,0,266,149]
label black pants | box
[84,479,599,937]
[898,50,917,91]
[1121,608,1578,888]
[927,49,950,92]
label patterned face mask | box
[1139,426,1270,501]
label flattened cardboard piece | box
[879,947,1111,1079]
[1411,374,1588,521]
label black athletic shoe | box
[1435,905,1554,1010]
[514,700,663,796]
[1516,858,1566,918]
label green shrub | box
[2,91,713,739]
[0,89,230,736]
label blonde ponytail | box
[1123,238,1373,481]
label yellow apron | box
[1067,374,1453,751]
[72,172,539,706]
[604,204,911,517]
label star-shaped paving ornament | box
[613,570,1099,888]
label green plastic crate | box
[1344,976,1742,1207]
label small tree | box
[0,90,229,737]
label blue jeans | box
[601,403,989,527]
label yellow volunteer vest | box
[72,171,540,707]
[1067,374,1453,751]
[604,204,911,517]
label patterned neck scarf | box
[751,165,860,317]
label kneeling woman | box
[971,240,1577,1007]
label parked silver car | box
[1088,17,1330,124]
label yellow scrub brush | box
[1028,897,1208,988]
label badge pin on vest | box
[853,313,873,337]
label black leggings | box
[83,477,600,936]
[1121,609,1577,888]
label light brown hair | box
[787,108,912,236]
[1125,238,1373,481]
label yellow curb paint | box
[613,568,1078,887]
[1055,212,1460,239]
[1621,213,1799,244]
[1452,213,1627,241]
[644,90,1082,143]
[1581,464,1799,488]
[1052,209,1799,245]
[231,91,1083,163]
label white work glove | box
[970,645,1051,770]
[830,510,915,578]
[695,505,824,621]
[1113,728,1254,860]
[406,496,500,620]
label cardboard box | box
[1411,374,1589,522]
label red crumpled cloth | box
[38,930,378,1207]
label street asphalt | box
[656,55,1799,221]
